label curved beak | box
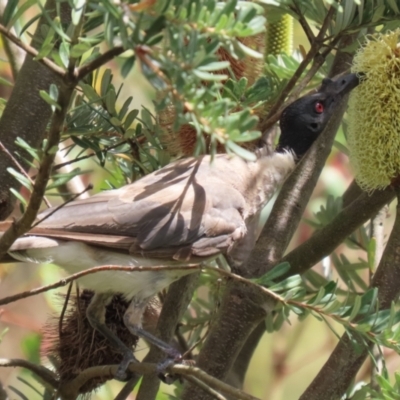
[321,73,361,96]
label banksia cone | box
[159,32,266,156]
[265,13,293,56]
[347,30,400,190]
[43,290,137,395]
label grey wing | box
[34,156,248,258]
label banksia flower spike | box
[347,30,400,191]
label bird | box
[0,73,359,379]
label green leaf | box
[7,167,32,190]
[269,275,302,292]
[39,90,61,111]
[121,56,136,78]
[0,77,13,87]
[349,295,362,322]
[198,61,230,72]
[71,0,86,25]
[368,237,376,272]
[255,262,291,285]
[35,25,56,60]
[6,0,36,29]
[59,41,70,68]
[226,140,256,161]
[193,70,228,81]
[10,188,27,206]
[2,0,19,26]
[70,42,92,58]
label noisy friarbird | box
[0,73,359,379]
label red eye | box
[315,102,324,113]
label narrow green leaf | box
[10,188,27,206]
[7,167,32,190]
[349,295,362,322]
[35,26,56,60]
[39,90,61,110]
[59,42,70,67]
[226,140,256,161]
[70,42,91,58]
[193,69,227,81]
[255,262,291,285]
[2,0,19,26]
[368,237,376,272]
[7,0,36,29]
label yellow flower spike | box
[347,29,400,190]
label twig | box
[114,375,142,400]
[59,282,73,337]
[0,358,58,388]
[291,1,315,45]
[0,23,65,77]
[0,265,201,306]
[0,140,52,208]
[184,375,227,400]
[61,362,261,400]
[259,5,337,136]
[31,183,93,228]
[76,46,125,79]
[52,140,128,170]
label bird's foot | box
[157,354,195,384]
[115,351,138,381]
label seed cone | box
[159,33,266,157]
[43,290,137,395]
[347,30,400,190]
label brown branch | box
[279,187,395,280]
[0,140,52,208]
[184,375,227,400]
[299,188,400,400]
[76,46,125,79]
[137,272,200,400]
[0,23,65,77]
[0,264,200,306]
[114,376,142,400]
[0,82,74,259]
[291,1,315,45]
[56,361,260,400]
[0,358,58,388]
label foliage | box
[1,0,400,400]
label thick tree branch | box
[299,189,400,400]
[137,272,200,400]
[0,82,74,259]
[0,358,58,387]
[279,187,395,279]
[0,22,64,76]
[0,0,70,221]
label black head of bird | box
[277,73,359,159]
[0,73,360,382]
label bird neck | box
[275,127,317,162]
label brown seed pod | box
[43,290,138,395]
[159,33,266,157]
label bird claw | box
[115,352,138,381]
[156,355,195,384]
